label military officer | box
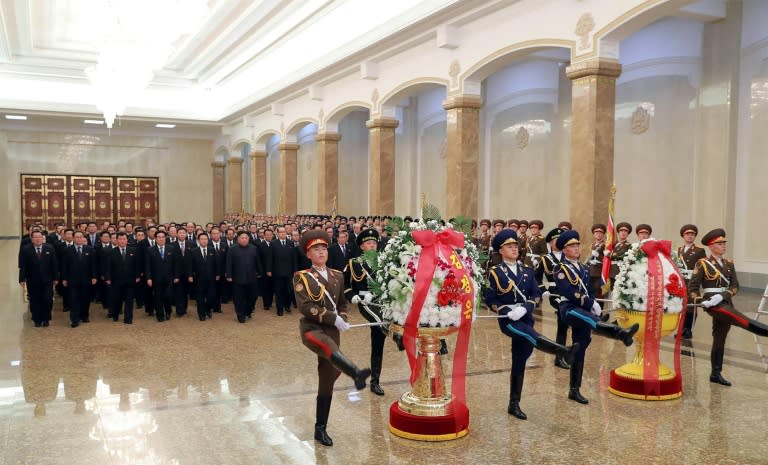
[487,219,506,270]
[485,230,579,420]
[609,222,633,284]
[294,230,371,447]
[688,229,768,386]
[523,220,546,272]
[539,228,571,369]
[587,224,607,300]
[343,228,387,396]
[636,224,652,241]
[474,219,492,252]
[554,230,638,404]
[517,220,529,263]
[677,224,706,339]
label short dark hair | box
[197,232,209,239]
[116,232,127,238]
[155,231,167,238]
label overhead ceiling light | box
[155,123,176,128]
[84,119,105,125]
[5,115,27,120]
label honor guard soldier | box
[343,228,387,396]
[609,223,633,285]
[485,230,579,420]
[294,230,371,447]
[517,220,529,263]
[554,230,639,404]
[487,219,506,270]
[474,219,492,252]
[688,229,768,386]
[677,224,706,339]
[523,220,546,272]
[557,221,572,231]
[587,224,607,299]
[539,228,570,369]
[636,224,652,241]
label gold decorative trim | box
[389,425,469,441]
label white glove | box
[542,291,551,300]
[591,302,602,317]
[351,295,361,305]
[591,249,599,258]
[506,305,527,321]
[334,315,350,332]
[362,292,374,303]
[703,294,724,308]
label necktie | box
[282,240,285,247]
[121,248,125,259]
[214,243,219,252]
[77,246,82,256]
[36,247,41,257]
[202,248,207,261]
[180,244,185,256]
[341,245,345,256]
[160,247,164,259]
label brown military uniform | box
[676,244,706,285]
[609,240,631,280]
[587,240,605,297]
[688,257,742,351]
[294,267,348,395]
[523,234,547,271]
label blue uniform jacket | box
[484,262,541,336]
[553,259,596,314]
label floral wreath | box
[611,239,686,313]
[367,216,486,327]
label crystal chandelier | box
[85,0,208,128]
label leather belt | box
[703,287,726,294]
[680,269,693,278]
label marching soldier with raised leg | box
[294,230,371,447]
[485,230,579,420]
[539,228,570,369]
[688,229,768,386]
[554,230,639,404]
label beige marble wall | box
[337,111,369,215]
[296,137,317,214]
[0,131,214,236]
[567,58,622,248]
[315,132,340,214]
[367,118,398,215]
[443,95,481,219]
[226,157,243,213]
[211,161,225,222]
[278,143,299,214]
[249,151,267,213]
[267,142,280,214]
[418,121,447,214]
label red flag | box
[600,185,616,294]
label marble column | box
[211,161,226,220]
[249,150,267,213]
[226,157,243,213]
[278,142,299,214]
[315,132,341,214]
[566,58,622,249]
[366,117,398,215]
[443,95,482,219]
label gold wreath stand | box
[609,310,682,400]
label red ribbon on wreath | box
[406,229,474,408]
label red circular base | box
[388,401,469,441]
[609,370,683,401]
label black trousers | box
[152,281,173,321]
[98,279,110,308]
[209,278,221,312]
[68,283,91,324]
[173,281,188,315]
[109,283,135,323]
[233,283,257,319]
[140,279,155,314]
[260,276,274,309]
[195,282,217,319]
[273,276,292,311]
[28,281,54,324]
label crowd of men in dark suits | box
[18,215,393,328]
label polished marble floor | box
[1,240,767,465]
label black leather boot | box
[369,355,385,396]
[535,336,580,367]
[507,372,527,420]
[568,360,589,404]
[393,333,406,351]
[314,395,333,446]
[709,349,732,386]
[594,322,639,347]
[330,352,371,390]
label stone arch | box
[254,130,281,148]
[325,101,371,133]
[285,117,319,138]
[464,41,574,83]
[213,145,229,162]
[230,138,253,154]
[379,78,449,114]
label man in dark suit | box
[61,231,98,327]
[170,229,194,316]
[86,222,99,247]
[209,228,226,313]
[375,226,390,252]
[226,231,263,323]
[270,226,296,316]
[137,226,157,315]
[327,230,350,271]
[57,228,75,312]
[104,232,141,324]
[94,231,113,310]
[189,232,219,321]
[145,231,180,322]
[19,230,59,327]
[258,228,275,311]
[221,228,236,303]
